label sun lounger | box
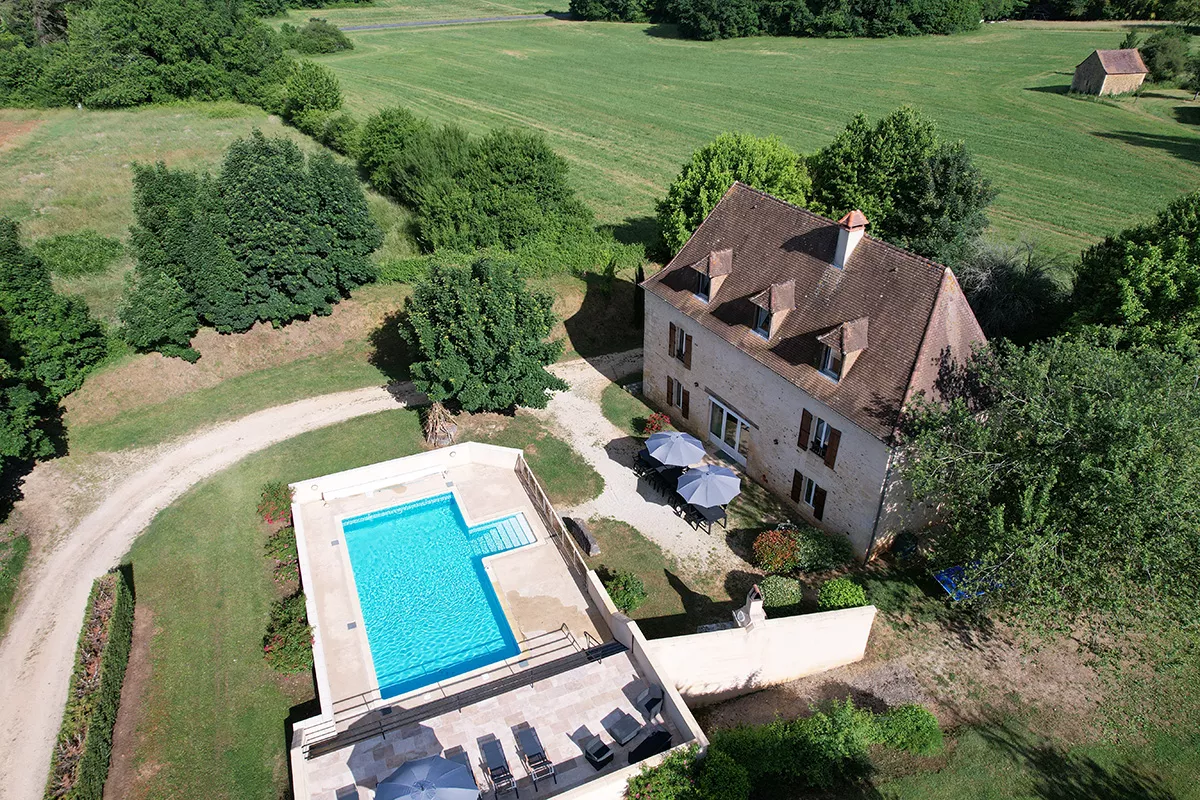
[516,726,557,788]
[445,749,481,800]
[603,711,642,746]
[481,738,519,797]
[635,685,664,721]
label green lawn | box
[272,0,557,28]
[599,372,651,436]
[0,534,30,638]
[119,406,599,799]
[324,19,1200,254]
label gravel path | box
[340,13,555,31]
[540,352,753,574]
[0,383,423,800]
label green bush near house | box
[31,231,124,277]
[752,525,800,573]
[603,568,648,613]
[874,704,944,756]
[759,574,803,612]
[625,744,698,799]
[262,591,312,673]
[43,568,134,800]
[265,526,299,585]
[793,525,854,572]
[818,578,867,611]
[696,748,751,800]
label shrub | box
[265,525,299,584]
[792,525,853,572]
[752,525,800,573]
[31,231,123,277]
[283,59,342,122]
[1141,27,1190,83]
[356,106,430,190]
[119,270,200,362]
[759,574,803,610]
[43,569,134,800]
[697,748,750,800]
[280,17,353,54]
[818,578,867,610]
[257,481,293,524]
[263,591,313,673]
[643,411,671,435]
[625,744,698,799]
[873,704,943,755]
[604,569,648,613]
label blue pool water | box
[341,493,536,698]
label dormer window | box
[753,306,772,338]
[819,344,843,381]
[695,272,711,302]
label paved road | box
[340,13,556,31]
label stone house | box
[640,183,984,559]
[1070,49,1148,96]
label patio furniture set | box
[374,685,671,799]
[634,432,742,535]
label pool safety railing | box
[514,453,588,577]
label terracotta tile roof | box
[838,210,869,230]
[1092,49,1149,75]
[750,280,796,313]
[641,182,985,442]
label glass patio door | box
[708,398,750,464]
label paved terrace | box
[290,443,707,799]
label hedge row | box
[44,568,134,800]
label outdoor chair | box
[635,685,664,722]
[582,735,613,771]
[603,711,642,746]
[516,726,557,789]
[635,448,661,477]
[627,728,673,764]
[445,748,482,800]
[481,738,519,797]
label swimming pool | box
[341,493,536,698]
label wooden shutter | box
[824,428,841,469]
[681,389,690,419]
[791,470,804,503]
[797,409,812,449]
[812,486,827,521]
[683,334,693,369]
[666,376,674,407]
[669,322,677,357]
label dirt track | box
[0,383,422,800]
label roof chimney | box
[833,210,868,269]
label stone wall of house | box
[1100,72,1146,95]
[642,293,901,558]
[1070,55,1107,94]
[644,605,878,705]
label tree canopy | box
[808,106,994,266]
[955,240,1073,344]
[656,132,810,254]
[0,313,58,485]
[0,218,106,400]
[901,335,1200,623]
[1070,190,1200,351]
[403,258,568,411]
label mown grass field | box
[325,19,1200,254]
[117,406,602,799]
[273,0,555,28]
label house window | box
[811,418,831,456]
[669,322,693,368]
[752,306,772,339]
[667,376,690,419]
[791,470,828,521]
[671,378,684,408]
[819,345,843,381]
[695,273,711,302]
[675,325,687,363]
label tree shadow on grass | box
[603,215,663,257]
[977,720,1179,800]
[562,271,643,364]
[368,309,411,384]
[1174,104,1200,125]
[1092,130,1200,164]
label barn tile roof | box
[641,182,985,442]
[1093,49,1149,75]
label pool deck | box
[293,458,608,725]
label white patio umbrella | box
[676,464,741,507]
[645,431,706,467]
[375,755,478,800]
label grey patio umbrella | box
[375,755,478,800]
[676,464,741,507]
[645,431,706,467]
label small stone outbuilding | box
[1070,48,1149,96]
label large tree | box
[0,313,57,482]
[956,239,1073,344]
[808,106,994,266]
[403,258,568,411]
[901,334,1200,622]
[1070,190,1200,351]
[0,218,106,399]
[657,132,810,253]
